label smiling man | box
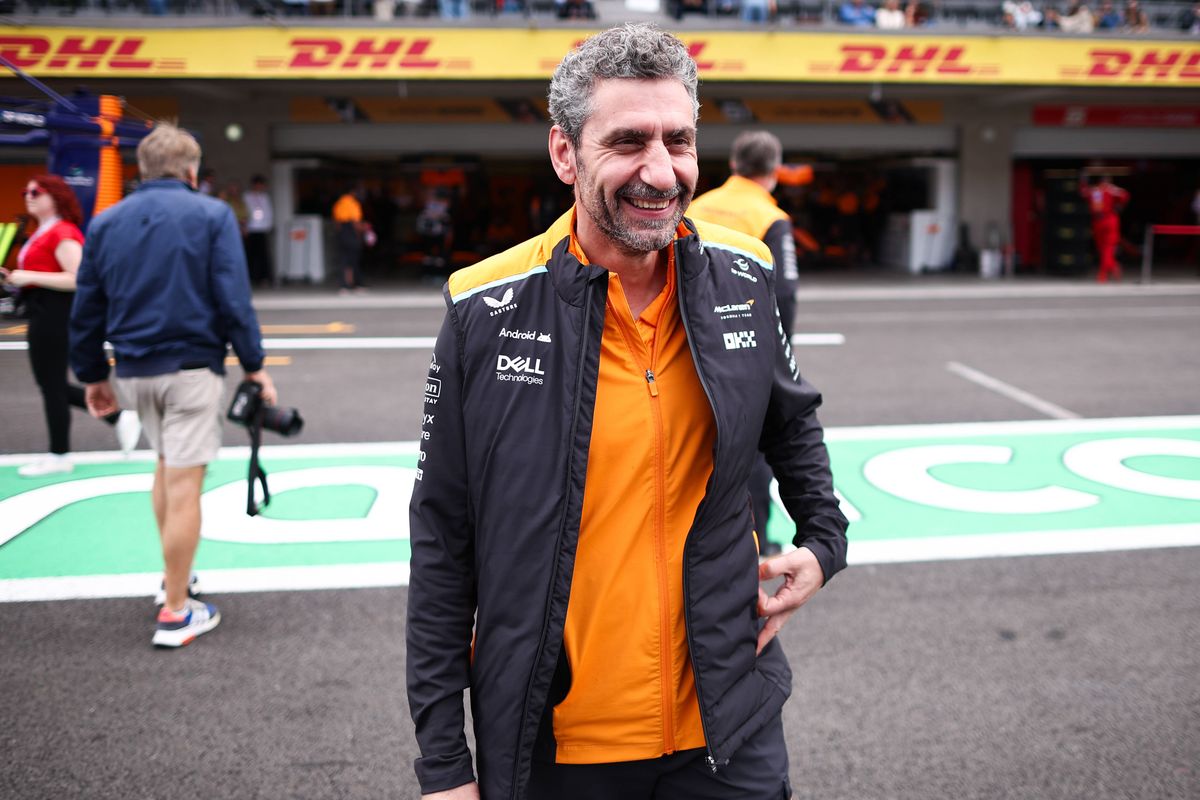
[407,24,848,800]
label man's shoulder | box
[446,235,550,306]
[691,218,775,271]
[691,180,788,230]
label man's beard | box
[576,159,692,256]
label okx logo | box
[496,353,545,385]
[723,330,757,350]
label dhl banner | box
[1,28,1198,87]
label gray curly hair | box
[548,23,700,147]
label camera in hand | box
[227,380,303,437]
[227,380,302,517]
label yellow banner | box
[1,28,1197,87]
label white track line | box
[946,361,1081,420]
[792,333,844,346]
[795,283,1200,302]
[5,523,1200,602]
[799,306,1200,325]
[846,523,1200,565]
[0,564,411,603]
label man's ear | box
[186,166,199,189]
[549,126,577,186]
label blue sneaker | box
[153,573,202,606]
[153,599,220,648]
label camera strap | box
[246,422,271,517]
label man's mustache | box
[617,182,688,201]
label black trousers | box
[245,231,273,285]
[528,713,791,800]
[25,289,89,455]
[336,225,363,289]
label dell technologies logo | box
[496,354,545,385]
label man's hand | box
[423,782,480,800]
[756,546,825,654]
[245,369,277,406]
[85,381,119,418]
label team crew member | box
[332,185,368,293]
[1081,174,1130,283]
[688,130,799,335]
[407,24,848,800]
[70,124,276,647]
[689,131,801,544]
[2,175,140,477]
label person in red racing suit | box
[1081,175,1129,283]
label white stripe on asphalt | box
[796,306,1200,325]
[0,440,422,467]
[826,415,1200,441]
[4,523,1199,602]
[795,283,1200,302]
[844,523,1200,565]
[0,563,410,603]
[946,361,1081,420]
[792,333,844,346]
[263,337,438,350]
[1,334,845,352]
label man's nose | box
[639,142,676,192]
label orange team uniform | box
[552,224,716,764]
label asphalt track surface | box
[2,276,1199,799]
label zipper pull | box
[645,369,659,397]
[705,755,730,774]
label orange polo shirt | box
[553,228,716,764]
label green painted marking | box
[3,419,1199,584]
[0,455,413,580]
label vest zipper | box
[511,278,596,799]
[674,239,729,774]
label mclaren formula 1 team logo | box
[714,299,755,320]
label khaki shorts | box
[116,369,224,468]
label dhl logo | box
[1078,48,1200,80]
[277,38,442,70]
[0,36,155,70]
[833,44,984,75]
[0,35,456,73]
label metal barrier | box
[1140,224,1200,284]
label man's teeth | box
[627,197,670,210]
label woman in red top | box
[1,175,140,477]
